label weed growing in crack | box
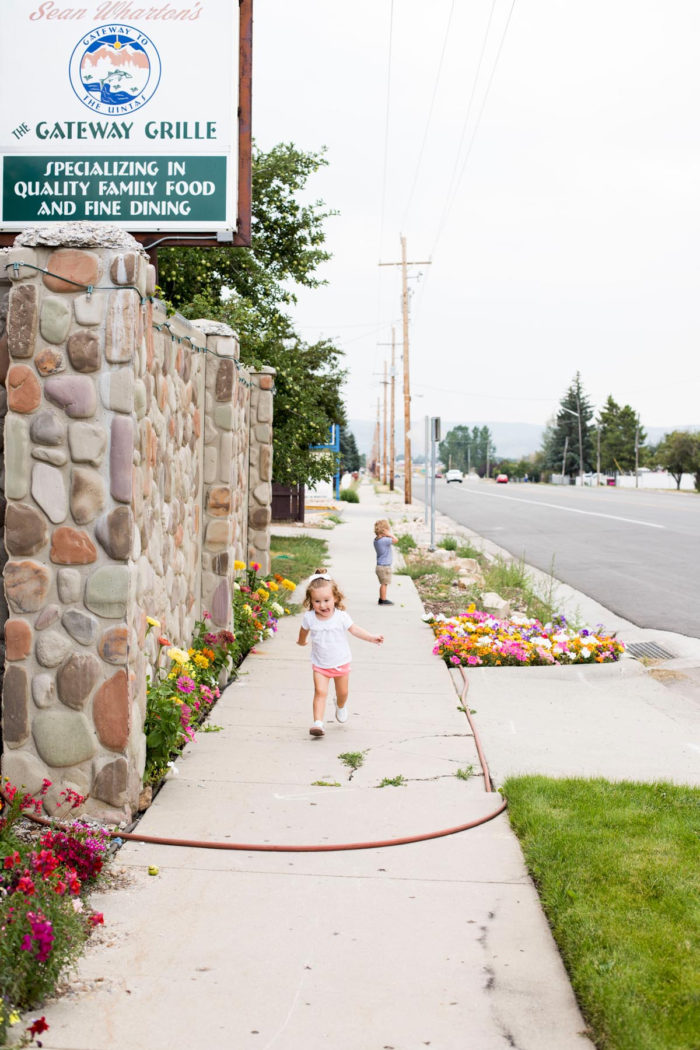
[377,775,407,788]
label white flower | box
[72,898,84,913]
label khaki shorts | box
[376,565,392,586]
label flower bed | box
[0,780,110,1047]
[144,563,296,785]
[428,607,625,667]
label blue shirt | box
[374,536,393,566]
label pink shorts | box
[313,663,351,679]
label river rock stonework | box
[1,228,274,823]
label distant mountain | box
[346,419,699,461]
[347,419,545,460]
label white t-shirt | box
[301,609,353,669]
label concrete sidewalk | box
[37,484,608,1050]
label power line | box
[400,0,456,228]
[378,0,396,259]
[430,0,499,253]
[375,0,396,386]
[432,0,518,256]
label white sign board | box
[0,1,239,232]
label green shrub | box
[438,536,458,551]
[456,542,481,560]
[397,534,417,554]
[339,488,359,503]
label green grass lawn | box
[504,776,700,1050]
[270,534,328,608]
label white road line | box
[465,489,666,529]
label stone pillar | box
[0,272,11,725]
[0,226,156,822]
[247,368,275,575]
[191,319,243,630]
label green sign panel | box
[3,155,227,223]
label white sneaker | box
[335,703,348,724]
[309,721,324,737]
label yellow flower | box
[146,616,161,627]
[256,589,269,602]
[173,697,184,705]
[167,647,190,666]
[267,580,279,591]
[188,648,195,656]
[282,579,296,591]
[234,560,246,570]
[193,653,210,669]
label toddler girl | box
[374,519,398,605]
[297,569,383,737]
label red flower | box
[88,912,104,928]
[28,1017,49,1036]
[3,850,21,869]
[16,874,37,896]
[158,635,171,646]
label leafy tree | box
[155,143,345,487]
[339,429,360,473]
[438,425,472,473]
[438,425,496,475]
[543,373,595,478]
[654,431,700,489]
[158,143,335,319]
[597,397,646,473]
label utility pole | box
[371,399,380,478]
[635,423,639,488]
[382,360,388,485]
[379,236,431,504]
[389,329,396,491]
[561,435,569,481]
[596,427,601,486]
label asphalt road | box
[420,477,700,638]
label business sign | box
[0,1,241,234]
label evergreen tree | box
[597,397,646,473]
[339,429,360,473]
[543,373,595,478]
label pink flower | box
[450,655,461,666]
[176,675,196,694]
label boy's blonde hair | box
[374,518,391,537]
[303,568,346,611]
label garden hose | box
[458,666,494,793]
[2,670,507,853]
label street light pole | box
[561,405,584,486]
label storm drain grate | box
[626,641,676,661]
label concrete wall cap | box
[190,319,238,339]
[15,223,143,252]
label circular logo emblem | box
[69,25,161,115]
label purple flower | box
[176,675,195,694]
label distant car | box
[445,469,463,483]
[496,473,508,484]
[434,471,443,479]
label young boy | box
[373,519,398,605]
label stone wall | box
[0,226,274,822]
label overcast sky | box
[252,0,700,433]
